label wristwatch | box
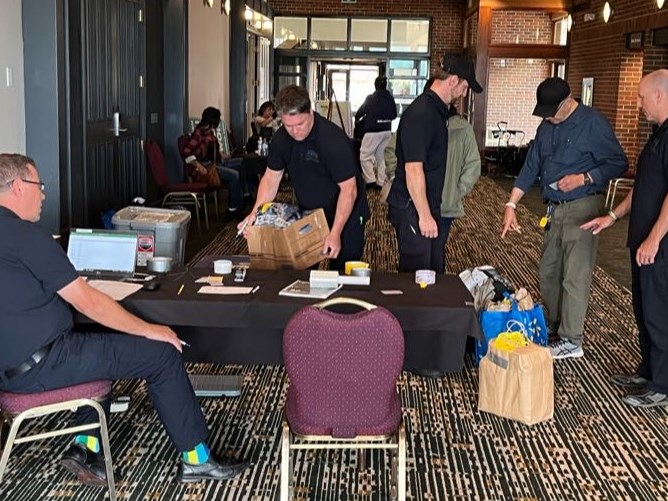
[583,172,593,185]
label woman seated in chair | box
[253,101,280,137]
[183,107,249,216]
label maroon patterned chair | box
[0,381,116,499]
[281,297,406,501]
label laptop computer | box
[188,374,242,397]
[67,229,139,280]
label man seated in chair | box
[0,154,248,485]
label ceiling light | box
[658,0,665,9]
[244,8,253,21]
[223,0,230,15]
[567,14,573,32]
[603,2,612,23]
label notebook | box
[67,229,139,280]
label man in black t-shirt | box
[581,69,668,408]
[0,154,248,484]
[387,54,482,273]
[239,85,368,271]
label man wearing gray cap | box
[501,77,627,360]
[387,53,482,274]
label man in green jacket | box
[382,106,480,269]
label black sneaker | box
[60,444,108,486]
[610,373,649,389]
[177,455,249,483]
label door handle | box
[109,112,128,136]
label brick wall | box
[640,31,668,151]
[486,58,549,144]
[267,0,465,68]
[491,10,554,45]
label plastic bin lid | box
[112,206,191,225]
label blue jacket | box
[355,89,397,134]
[514,104,628,200]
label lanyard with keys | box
[539,204,554,230]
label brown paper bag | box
[478,342,554,425]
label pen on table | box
[237,218,250,237]
[180,340,191,348]
[251,285,260,294]
[177,284,185,296]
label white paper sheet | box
[197,286,254,295]
[88,280,143,301]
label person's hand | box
[580,215,614,235]
[557,173,585,192]
[501,206,521,238]
[220,151,231,161]
[144,324,182,352]
[322,231,342,259]
[237,211,257,238]
[194,162,207,176]
[636,236,660,267]
[418,214,438,239]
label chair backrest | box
[283,302,405,438]
[145,140,169,190]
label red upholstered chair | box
[0,381,116,500]
[177,134,220,218]
[145,139,209,232]
[281,297,406,501]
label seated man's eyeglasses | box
[5,178,46,191]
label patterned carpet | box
[2,177,667,501]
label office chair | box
[281,297,406,501]
[0,381,116,500]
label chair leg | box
[213,191,219,218]
[398,423,406,501]
[90,399,117,501]
[0,417,22,484]
[202,193,209,230]
[605,180,613,209]
[280,422,291,501]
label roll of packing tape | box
[415,269,436,286]
[344,260,369,275]
[214,259,233,275]
[351,267,371,278]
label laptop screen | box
[67,229,138,277]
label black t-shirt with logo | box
[267,112,368,225]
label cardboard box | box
[246,209,330,270]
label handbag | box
[193,165,221,188]
[475,300,548,366]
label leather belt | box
[545,192,603,205]
[3,340,55,380]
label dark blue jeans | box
[216,162,244,210]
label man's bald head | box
[638,69,668,125]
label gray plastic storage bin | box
[112,207,191,265]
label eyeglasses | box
[19,179,45,191]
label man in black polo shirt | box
[387,54,482,274]
[0,154,247,484]
[239,85,368,271]
[582,69,668,408]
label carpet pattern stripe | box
[1,178,667,501]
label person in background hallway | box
[501,77,627,360]
[253,101,280,135]
[581,69,668,408]
[0,154,248,484]
[238,85,368,272]
[183,106,247,217]
[355,76,397,190]
[387,54,482,274]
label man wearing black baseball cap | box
[501,76,628,360]
[387,53,482,276]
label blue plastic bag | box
[475,301,548,365]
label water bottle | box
[261,138,269,157]
[256,137,263,156]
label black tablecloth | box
[118,269,481,373]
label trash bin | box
[112,207,191,266]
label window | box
[274,17,308,50]
[388,59,429,116]
[350,19,388,52]
[390,19,429,53]
[311,18,348,51]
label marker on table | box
[180,340,191,348]
[177,284,185,296]
[251,285,260,294]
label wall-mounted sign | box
[626,31,644,50]
[583,13,596,22]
